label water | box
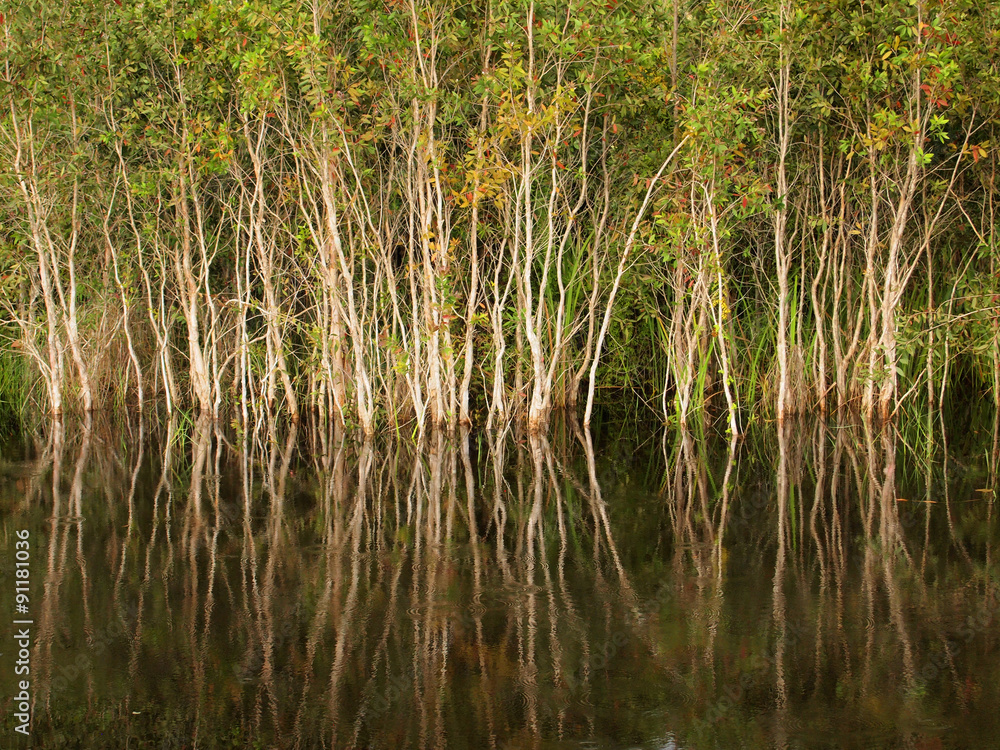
[1,415,998,749]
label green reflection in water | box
[0,414,998,749]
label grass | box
[0,349,31,426]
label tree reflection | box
[15,414,1000,747]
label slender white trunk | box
[584,138,687,427]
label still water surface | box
[1,416,998,749]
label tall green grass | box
[0,349,31,424]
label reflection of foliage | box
[4,413,999,747]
